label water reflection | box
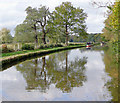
[102,47,118,101]
[16,51,87,93]
[1,48,115,101]
[81,46,118,101]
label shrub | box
[2,44,8,53]
[44,44,49,48]
[56,44,63,47]
[39,44,44,49]
[8,48,15,52]
[38,43,64,49]
[49,44,54,48]
[22,44,34,50]
[2,44,15,53]
[2,44,7,49]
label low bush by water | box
[22,44,34,50]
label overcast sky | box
[0,0,115,36]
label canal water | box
[0,47,118,101]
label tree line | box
[92,0,119,63]
[102,1,119,63]
[0,2,88,47]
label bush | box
[2,44,15,53]
[2,44,8,53]
[38,44,63,49]
[56,44,63,47]
[39,44,44,49]
[49,44,54,48]
[22,44,34,50]
[44,44,49,48]
[2,44,7,49]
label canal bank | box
[1,44,85,69]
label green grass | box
[2,44,85,58]
[2,47,58,57]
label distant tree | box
[0,28,13,43]
[53,2,87,45]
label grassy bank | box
[1,44,85,69]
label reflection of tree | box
[16,51,87,93]
[46,52,87,93]
[16,57,51,92]
[103,47,118,101]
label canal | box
[0,46,118,101]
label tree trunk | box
[65,24,68,46]
[35,33,38,44]
[34,25,38,48]
[42,33,46,44]
[42,26,46,44]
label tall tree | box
[91,1,119,63]
[37,6,51,44]
[0,28,13,43]
[24,6,40,47]
[24,6,51,45]
[102,2,119,42]
[92,1,119,42]
[53,2,87,45]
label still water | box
[0,47,118,101]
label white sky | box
[0,0,115,36]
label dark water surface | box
[0,47,118,101]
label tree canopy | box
[102,2,119,42]
[0,28,13,43]
[102,1,119,63]
[14,24,35,43]
[14,2,87,46]
[52,2,87,45]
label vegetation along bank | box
[1,43,86,69]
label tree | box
[14,24,35,43]
[52,2,87,45]
[47,22,66,44]
[102,2,119,42]
[24,6,40,47]
[92,1,119,42]
[0,28,13,43]
[23,6,52,45]
[91,1,119,63]
[36,6,51,44]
